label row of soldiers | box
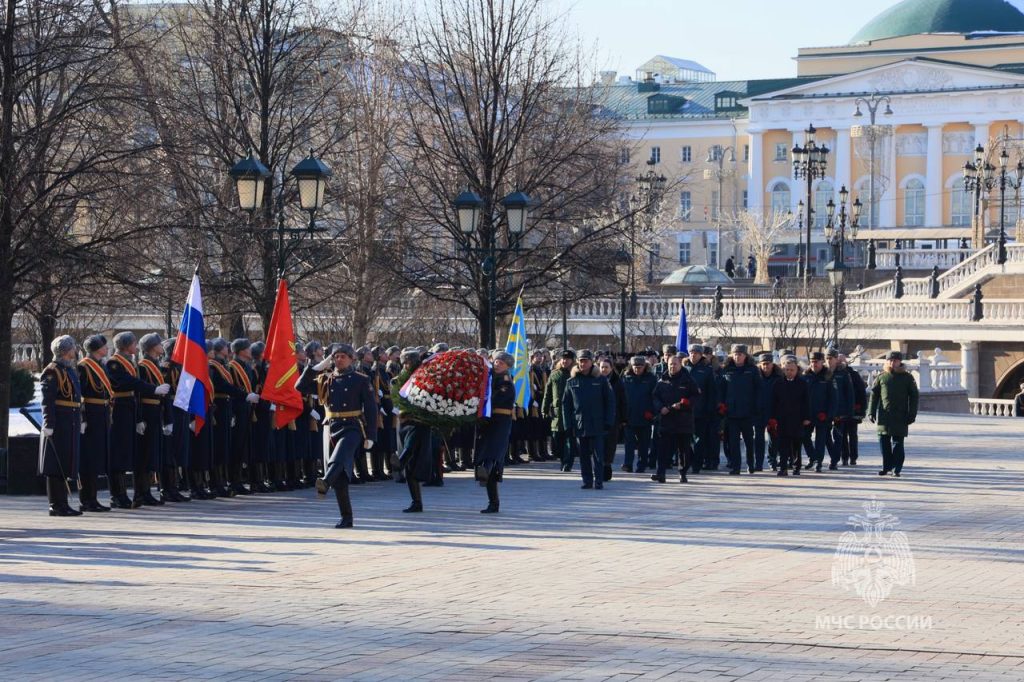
[37,332,417,517]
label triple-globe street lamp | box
[824,186,862,347]
[792,124,830,286]
[964,144,1020,265]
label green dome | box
[851,0,1024,43]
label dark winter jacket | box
[756,364,784,425]
[719,357,762,420]
[621,365,658,426]
[604,368,628,426]
[561,365,615,438]
[1016,390,1024,417]
[771,374,810,439]
[804,367,835,424]
[683,357,717,418]
[850,367,868,419]
[868,367,920,438]
[652,368,700,434]
[830,363,857,419]
[542,366,572,431]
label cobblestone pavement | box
[1,413,1023,680]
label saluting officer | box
[475,351,517,514]
[106,331,170,508]
[136,333,169,506]
[159,338,190,502]
[297,343,378,529]
[39,335,83,516]
[77,334,113,512]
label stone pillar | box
[748,130,764,211]
[917,354,932,392]
[834,127,851,195]
[880,128,898,228]
[959,340,979,397]
[925,124,944,228]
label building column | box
[972,122,992,246]
[834,127,851,194]
[925,124,944,227]
[880,127,898,228]
[748,130,764,211]
[790,128,805,216]
[959,340,979,397]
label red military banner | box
[261,279,304,428]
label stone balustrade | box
[875,248,973,271]
[968,398,1017,417]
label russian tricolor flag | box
[172,274,213,432]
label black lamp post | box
[230,148,331,277]
[853,95,893,231]
[963,144,996,250]
[792,124,830,286]
[704,144,736,268]
[995,148,1021,265]
[824,185,860,348]
[454,188,531,348]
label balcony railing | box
[968,398,1017,418]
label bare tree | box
[730,208,793,285]
[394,0,630,347]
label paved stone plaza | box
[1,413,1022,680]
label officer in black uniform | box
[304,341,325,486]
[475,351,516,514]
[106,331,169,508]
[136,333,169,506]
[297,343,378,528]
[249,341,275,492]
[77,334,113,512]
[159,338,190,502]
[208,337,247,496]
[396,350,433,513]
[39,335,83,516]
[227,338,260,494]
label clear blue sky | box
[558,0,1024,81]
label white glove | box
[43,427,54,437]
[363,439,374,450]
[310,409,321,421]
[245,392,260,404]
[136,421,146,435]
[162,424,173,436]
[313,358,332,371]
[377,389,383,398]
[154,383,170,396]
[231,416,236,428]
[392,407,399,415]
[189,420,197,433]
[269,404,277,412]
[80,422,87,434]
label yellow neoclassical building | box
[605,0,1024,281]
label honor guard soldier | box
[396,349,433,512]
[77,334,113,512]
[297,343,377,528]
[188,340,215,499]
[528,351,550,462]
[474,351,517,513]
[249,341,275,492]
[228,339,260,494]
[39,335,83,516]
[160,338,190,502]
[208,338,247,496]
[107,331,170,508]
[371,347,396,480]
[136,333,169,506]
[303,341,326,486]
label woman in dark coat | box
[475,351,517,513]
[39,335,83,516]
[771,356,811,476]
[651,354,700,483]
[598,358,627,481]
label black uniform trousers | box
[726,417,755,472]
[657,432,693,478]
[879,435,906,473]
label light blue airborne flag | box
[504,297,531,409]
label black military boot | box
[334,483,353,528]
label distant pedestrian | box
[724,256,736,278]
[1014,381,1024,417]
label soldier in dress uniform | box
[159,338,190,502]
[528,351,551,461]
[296,343,378,528]
[228,338,261,494]
[106,331,170,508]
[136,333,170,506]
[370,347,395,480]
[303,341,325,486]
[208,338,247,496]
[77,334,113,512]
[248,341,275,492]
[474,351,516,514]
[187,341,215,499]
[396,349,432,512]
[350,345,376,484]
[39,335,83,516]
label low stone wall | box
[918,390,970,414]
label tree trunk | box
[0,301,12,451]
[35,312,56,369]
[0,0,18,450]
